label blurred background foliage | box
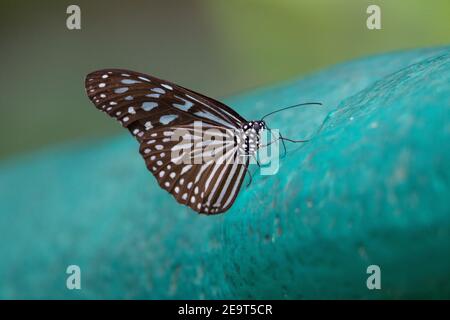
[0,0,449,159]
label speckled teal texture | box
[0,47,449,299]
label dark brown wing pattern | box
[85,69,248,214]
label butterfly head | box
[243,120,266,133]
[239,120,266,156]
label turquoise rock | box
[0,47,449,299]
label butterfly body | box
[237,120,266,157]
[85,69,264,215]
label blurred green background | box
[0,0,449,159]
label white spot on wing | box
[145,122,153,130]
[142,102,158,111]
[138,76,151,82]
[152,88,165,94]
[121,79,140,84]
[114,87,128,94]
[160,114,178,125]
[146,93,161,98]
[173,95,194,111]
[180,165,192,176]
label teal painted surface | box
[0,47,449,299]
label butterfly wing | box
[85,69,246,140]
[85,69,248,214]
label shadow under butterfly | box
[85,69,321,214]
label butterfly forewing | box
[85,69,245,139]
[85,69,249,214]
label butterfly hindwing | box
[139,124,248,214]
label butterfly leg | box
[260,129,281,153]
[279,133,287,159]
[244,155,261,188]
[254,155,261,168]
[245,168,253,188]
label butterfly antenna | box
[280,109,332,154]
[261,102,322,121]
[259,102,324,160]
[279,136,309,143]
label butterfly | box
[85,69,320,214]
